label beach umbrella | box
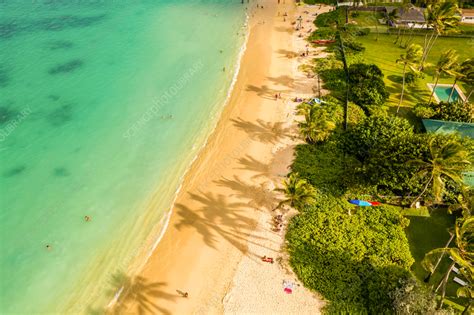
[349,199,372,206]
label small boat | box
[312,39,336,45]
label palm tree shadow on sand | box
[237,155,271,179]
[174,191,273,257]
[215,175,276,211]
[87,272,177,315]
[231,118,291,144]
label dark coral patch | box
[47,94,60,101]
[48,59,83,75]
[36,14,106,32]
[1,14,106,40]
[47,104,73,126]
[0,106,19,125]
[47,40,74,50]
[0,66,11,88]
[53,167,70,177]
[0,21,19,39]
[3,165,26,178]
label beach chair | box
[453,277,467,287]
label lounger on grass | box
[453,277,467,286]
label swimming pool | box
[430,84,464,103]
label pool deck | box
[427,83,467,103]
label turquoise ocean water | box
[0,1,247,313]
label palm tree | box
[335,31,350,130]
[448,59,473,103]
[422,217,474,310]
[274,173,317,211]
[388,8,401,42]
[396,44,423,113]
[295,101,316,117]
[298,107,336,144]
[420,2,461,70]
[449,186,473,219]
[393,3,412,46]
[428,49,459,104]
[423,230,455,283]
[409,136,471,208]
[450,59,474,106]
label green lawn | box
[357,34,473,117]
[405,208,469,310]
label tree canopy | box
[348,63,389,109]
[286,195,414,313]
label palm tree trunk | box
[462,301,472,315]
[447,78,458,103]
[422,31,429,53]
[464,89,473,106]
[337,32,349,130]
[422,32,439,70]
[394,27,401,44]
[404,25,415,47]
[428,75,440,104]
[399,27,407,47]
[410,173,433,208]
[420,31,437,70]
[397,64,407,113]
[424,232,455,283]
[435,261,455,310]
[373,7,379,41]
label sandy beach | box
[118,1,330,314]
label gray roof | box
[386,6,426,23]
[399,7,425,23]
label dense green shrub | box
[342,38,366,53]
[391,277,440,314]
[303,0,336,4]
[414,101,473,123]
[342,115,428,195]
[315,96,366,127]
[291,141,361,195]
[286,195,414,313]
[314,8,345,28]
[309,27,337,40]
[357,27,370,36]
[348,63,389,109]
[316,62,345,92]
[405,72,418,86]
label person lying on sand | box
[261,256,274,263]
[176,290,189,298]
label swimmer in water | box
[85,215,91,222]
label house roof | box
[397,7,425,23]
[422,119,474,139]
[462,9,474,17]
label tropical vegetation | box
[283,3,473,314]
